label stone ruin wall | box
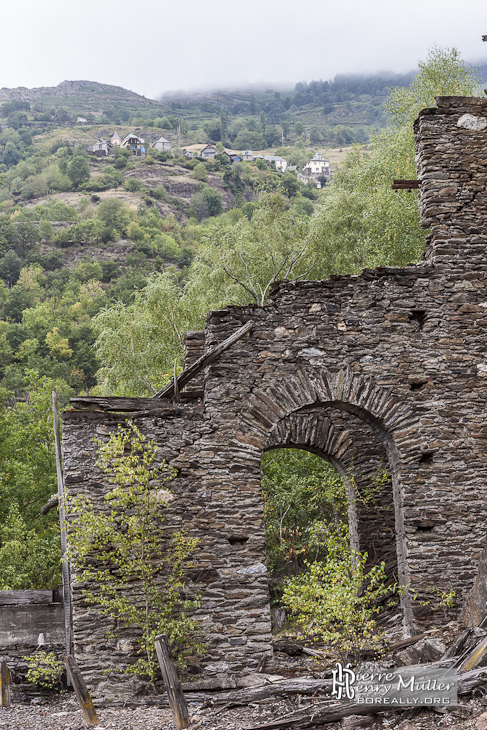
[62,97,487,696]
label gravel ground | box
[0,697,291,730]
[1,696,487,730]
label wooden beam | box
[155,634,190,730]
[70,396,168,411]
[174,359,180,404]
[154,320,254,399]
[69,392,205,412]
[53,392,71,665]
[65,656,100,726]
[0,661,11,708]
[0,590,55,605]
[392,179,421,190]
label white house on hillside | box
[264,155,287,172]
[302,153,331,181]
[183,143,218,159]
[152,136,172,152]
[92,139,109,156]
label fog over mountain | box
[1,0,486,99]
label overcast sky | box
[2,0,486,99]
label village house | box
[241,150,254,161]
[183,143,219,159]
[91,138,110,156]
[121,133,145,156]
[223,148,241,162]
[302,153,331,181]
[152,136,171,152]
[264,155,287,172]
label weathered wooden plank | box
[198,677,333,706]
[155,634,190,730]
[458,635,487,672]
[70,393,204,411]
[70,396,167,411]
[0,590,54,605]
[245,701,381,729]
[174,359,180,404]
[0,661,11,708]
[442,628,475,660]
[65,656,100,726]
[53,392,71,664]
[154,320,254,399]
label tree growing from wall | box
[68,422,202,681]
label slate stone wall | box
[62,97,487,696]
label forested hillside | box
[0,48,480,598]
[0,70,413,153]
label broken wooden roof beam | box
[68,321,253,412]
[69,393,205,412]
[154,320,254,399]
[392,179,421,190]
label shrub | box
[124,177,143,192]
[23,651,64,691]
[282,531,391,662]
[192,163,208,182]
[189,187,223,220]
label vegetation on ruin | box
[282,529,391,662]
[261,449,348,600]
[23,651,64,691]
[67,422,202,681]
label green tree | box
[67,422,201,681]
[282,533,391,662]
[311,47,480,273]
[93,272,193,395]
[280,172,300,198]
[192,163,208,182]
[262,449,347,597]
[220,107,228,144]
[0,503,61,589]
[189,186,223,220]
[93,192,317,394]
[96,198,130,234]
[194,192,314,306]
[385,46,478,127]
[0,374,74,589]
[67,155,90,188]
[294,121,304,136]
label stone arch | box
[264,409,396,574]
[237,366,421,633]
